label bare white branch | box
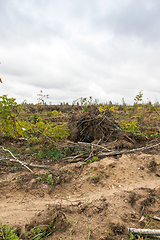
[128,227,160,235]
[0,146,33,173]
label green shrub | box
[120,120,137,133]
[0,95,70,144]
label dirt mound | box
[21,210,71,239]
[68,111,147,149]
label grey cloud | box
[0,0,69,47]
[0,0,160,105]
[93,0,160,41]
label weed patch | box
[0,221,19,240]
[36,172,54,185]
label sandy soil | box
[1,144,160,239]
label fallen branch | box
[68,152,89,163]
[78,142,112,152]
[153,216,160,221]
[0,146,33,173]
[74,141,160,159]
[98,150,126,157]
[124,134,135,144]
[84,145,94,162]
[0,157,10,161]
[103,115,121,130]
[10,159,50,168]
[128,227,160,236]
[97,142,160,157]
[127,142,160,153]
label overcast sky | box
[0,0,160,105]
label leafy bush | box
[0,95,22,138]
[0,95,70,144]
[120,120,137,133]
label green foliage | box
[19,119,70,144]
[0,95,70,144]
[83,105,89,112]
[129,232,134,240]
[98,105,108,117]
[52,110,62,116]
[0,95,22,138]
[64,216,78,238]
[149,106,155,113]
[134,90,143,105]
[109,106,116,112]
[87,223,92,240]
[14,178,22,183]
[30,114,42,123]
[22,223,54,239]
[0,213,79,240]
[73,96,92,106]
[145,214,154,229]
[51,123,70,142]
[143,126,159,138]
[123,108,126,113]
[36,172,54,185]
[137,116,142,123]
[0,214,77,240]
[120,120,137,133]
[87,156,98,164]
[0,221,19,240]
[29,146,67,160]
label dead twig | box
[68,152,89,163]
[128,227,160,236]
[99,150,126,157]
[153,216,160,221]
[127,142,160,153]
[124,134,135,144]
[103,115,120,130]
[10,159,50,168]
[78,142,112,152]
[0,157,10,161]
[76,117,98,129]
[35,128,63,148]
[105,139,117,146]
[84,145,94,162]
[0,146,33,173]
[98,142,160,157]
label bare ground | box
[1,141,160,239]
